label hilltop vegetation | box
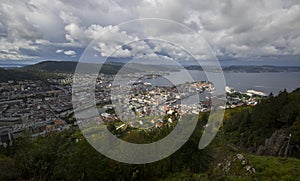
[23,61,126,74]
[24,61,180,74]
[223,88,300,157]
[0,67,62,82]
[24,61,78,73]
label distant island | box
[185,65,300,73]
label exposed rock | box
[256,129,287,156]
[242,160,247,165]
[215,153,256,178]
[245,165,251,171]
[237,153,245,160]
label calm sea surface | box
[147,70,300,95]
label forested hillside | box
[224,88,300,158]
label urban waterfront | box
[150,70,300,95]
[2,62,300,95]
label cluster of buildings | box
[0,71,267,146]
[0,79,72,147]
[226,86,267,108]
[109,80,214,128]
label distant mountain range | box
[185,65,300,73]
[22,61,300,73]
[1,61,300,82]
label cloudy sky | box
[0,0,300,65]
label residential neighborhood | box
[0,72,266,146]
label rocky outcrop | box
[256,129,287,156]
[215,153,256,178]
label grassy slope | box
[203,103,300,180]
[162,154,300,181]
[246,154,300,181]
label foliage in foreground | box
[0,116,211,181]
[1,88,300,180]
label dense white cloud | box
[64,50,76,56]
[0,0,299,62]
[56,49,63,53]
